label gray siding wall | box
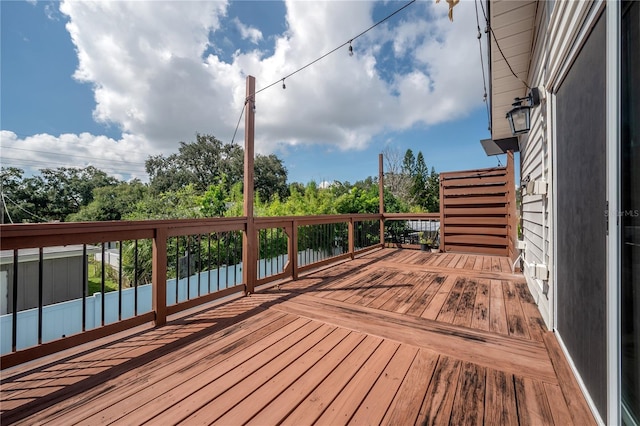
[2,256,86,313]
[519,2,553,326]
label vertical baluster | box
[197,234,201,297]
[38,247,43,344]
[134,240,138,316]
[101,243,105,326]
[12,250,18,352]
[118,242,122,321]
[186,235,191,300]
[82,244,87,331]
[175,237,180,303]
[216,232,220,292]
[208,233,212,294]
[227,231,231,288]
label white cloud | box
[0,130,150,182]
[232,17,263,44]
[8,0,487,178]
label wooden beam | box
[243,76,257,295]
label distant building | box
[0,245,99,314]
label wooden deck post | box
[152,227,167,326]
[348,218,355,260]
[243,76,257,295]
[379,153,385,247]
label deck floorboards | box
[0,249,596,425]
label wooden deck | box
[0,249,596,425]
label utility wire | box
[252,0,417,98]
[478,0,531,90]
[2,193,49,222]
[230,0,417,143]
[230,102,247,145]
[0,146,147,167]
[1,192,14,224]
[474,0,491,132]
[1,157,147,175]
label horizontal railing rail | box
[0,213,384,368]
[384,213,441,251]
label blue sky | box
[1,0,508,184]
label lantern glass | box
[506,105,531,135]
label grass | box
[88,260,119,295]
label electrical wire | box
[252,0,417,98]
[0,146,147,167]
[2,193,50,223]
[478,0,531,90]
[229,0,417,143]
[1,192,14,223]
[474,0,491,132]
[1,157,147,175]
[230,101,247,145]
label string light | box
[250,0,416,98]
[230,0,417,144]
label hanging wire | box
[478,0,531,90]
[229,0,417,144]
[230,101,247,145]
[474,0,491,132]
[251,0,417,98]
[1,193,14,223]
[1,193,48,222]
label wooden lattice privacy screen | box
[439,151,518,261]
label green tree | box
[146,134,286,203]
[425,167,440,212]
[68,180,148,222]
[403,149,416,176]
[200,179,228,217]
[254,154,288,202]
[411,152,428,209]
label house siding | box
[519,1,553,326]
[519,0,607,421]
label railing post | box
[242,75,257,295]
[348,217,355,260]
[291,220,299,280]
[152,227,167,327]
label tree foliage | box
[383,148,440,212]
[1,166,118,223]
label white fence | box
[0,250,330,355]
[1,263,243,355]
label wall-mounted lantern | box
[506,87,541,135]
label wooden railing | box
[383,213,441,250]
[0,214,382,368]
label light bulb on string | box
[348,41,354,56]
[282,79,286,89]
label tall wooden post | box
[243,76,257,295]
[379,153,385,247]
